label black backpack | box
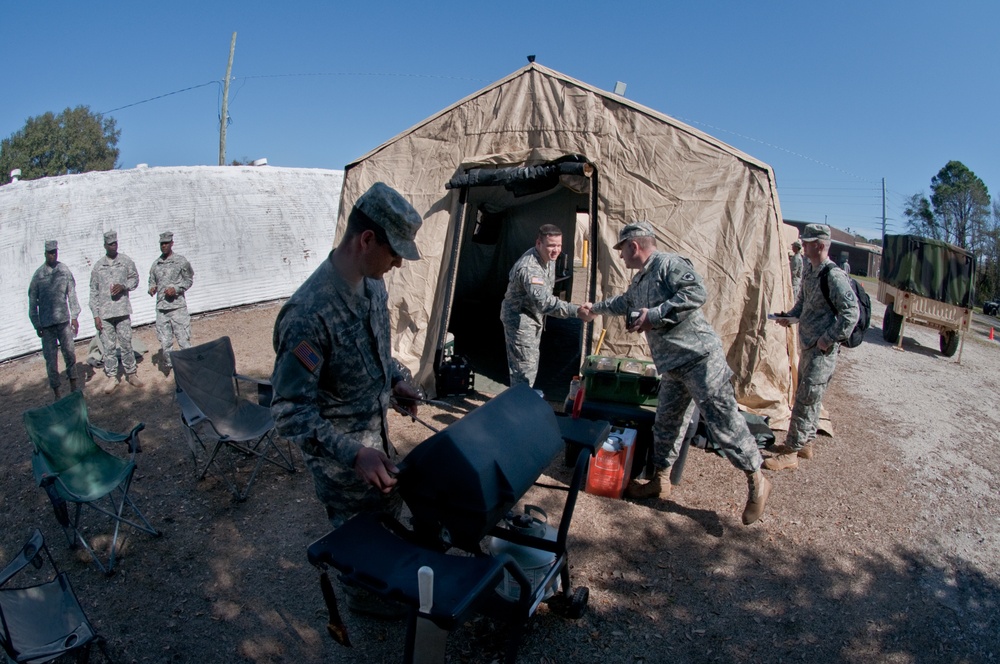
[818,264,870,348]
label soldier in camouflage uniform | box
[500,224,585,388]
[90,230,143,394]
[789,240,803,297]
[28,240,81,400]
[768,224,859,470]
[271,183,423,616]
[148,231,194,370]
[582,221,771,526]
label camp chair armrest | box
[89,422,146,454]
[235,374,274,407]
[0,529,45,587]
[11,624,94,662]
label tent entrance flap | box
[440,179,591,401]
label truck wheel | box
[882,303,903,343]
[940,331,959,357]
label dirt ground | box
[1,286,998,664]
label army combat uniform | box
[149,252,194,366]
[784,258,859,448]
[90,251,140,378]
[271,253,406,528]
[591,251,762,474]
[500,246,578,387]
[28,260,81,392]
[790,251,803,297]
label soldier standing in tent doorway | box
[500,223,590,389]
[28,240,82,400]
[148,231,194,371]
[789,239,803,297]
[90,230,143,394]
[580,220,771,526]
[270,182,423,618]
[768,224,859,470]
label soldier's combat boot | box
[126,374,144,388]
[624,469,669,500]
[797,443,814,459]
[742,469,771,525]
[762,445,799,471]
[104,375,119,394]
[52,385,62,402]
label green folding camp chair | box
[0,528,108,663]
[22,391,159,575]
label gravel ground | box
[0,286,998,663]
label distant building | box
[783,219,881,278]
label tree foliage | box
[903,193,939,240]
[930,161,990,251]
[0,106,120,183]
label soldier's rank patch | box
[530,276,545,286]
[681,272,696,282]
[293,340,321,372]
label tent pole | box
[584,169,599,358]
[434,188,468,369]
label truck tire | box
[882,303,903,343]
[940,331,959,357]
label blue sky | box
[3,1,998,241]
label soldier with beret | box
[148,231,194,370]
[500,223,589,388]
[28,240,82,400]
[90,230,143,393]
[580,220,772,526]
[768,223,859,470]
[270,182,423,617]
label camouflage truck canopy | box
[880,234,975,308]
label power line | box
[101,81,220,114]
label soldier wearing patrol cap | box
[89,230,142,393]
[500,223,589,389]
[580,220,772,526]
[270,182,424,616]
[28,239,82,400]
[790,239,804,297]
[768,223,859,470]
[148,231,194,370]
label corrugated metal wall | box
[0,165,343,361]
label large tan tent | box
[338,62,793,424]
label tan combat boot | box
[126,374,144,388]
[624,469,670,500]
[742,469,771,525]
[762,445,799,471]
[103,375,119,394]
[797,443,814,459]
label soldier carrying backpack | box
[767,223,861,472]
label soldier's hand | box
[165,286,177,298]
[110,283,124,297]
[392,381,421,418]
[628,308,651,332]
[94,317,103,332]
[71,319,79,335]
[35,328,42,338]
[354,447,399,493]
[148,286,157,296]
[817,337,833,353]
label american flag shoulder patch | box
[293,340,321,372]
[530,276,545,286]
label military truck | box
[878,234,975,359]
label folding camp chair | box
[171,337,295,502]
[0,528,109,663]
[22,391,159,576]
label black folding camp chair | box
[23,391,159,576]
[0,528,109,663]
[171,337,295,502]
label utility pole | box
[219,32,237,166]
[881,177,887,239]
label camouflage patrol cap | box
[159,231,174,243]
[103,230,118,245]
[800,224,831,242]
[614,220,656,249]
[791,239,802,249]
[354,182,422,261]
[44,240,58,252]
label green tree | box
[929,160,990,250]
[903,193,939,240]
[0,105,120,183]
